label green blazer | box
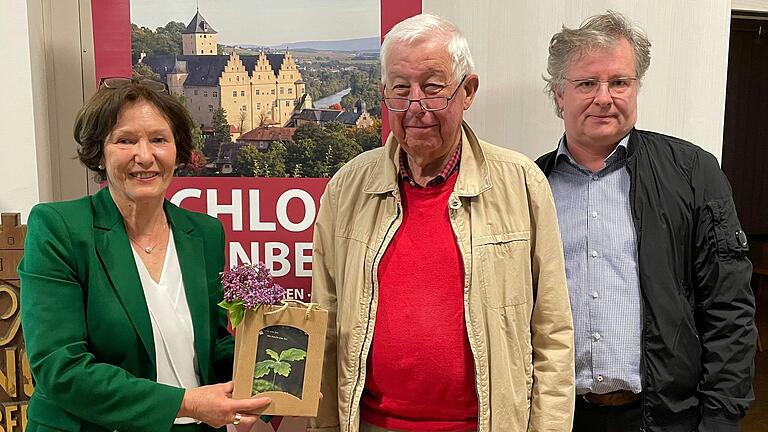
[19,187,233,432]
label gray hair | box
[380,14,475,84]
[544,11,652,118]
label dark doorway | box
[722,13,768,432]
[723,16,768,234]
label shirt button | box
[591,211,599,218]
[592,175,599,181]
[592,291,599,299]
[591,250,599,258]
[592,332,601,341]
[596,375,604,382]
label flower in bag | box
[218,262,286,327]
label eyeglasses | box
[382,75,467,112]
[99,77,167,93]
[564,77,637,97]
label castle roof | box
[265,54,286,77]
[288,108,365,126]
[237,127,296,143]
[183,11,217,34]
[142,54,291,87]
[337,110,365,125]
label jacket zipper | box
[346,195,402,432]
[448,196,485,431]
[626,162,647,432]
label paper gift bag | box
[232,300,328,417]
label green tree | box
[284,139,317,177]
[262,142,287,177]
[190,123,204,151]
[210,107,231,165]
[341,67,381,117]
[211,107,231,145]
[234,143,287,177]
[132,63,160,80]
[346,118,382,152]
[233,145,260,177]
[131,21,184,64]
[291,123,362,177]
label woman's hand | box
[178,381,271,429]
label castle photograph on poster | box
[130,0,381,177]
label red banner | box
[166,178,329,301]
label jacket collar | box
[539,128,640,175]
[91,187,211,380]
[363,121,492,197]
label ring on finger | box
[233,412,242,425]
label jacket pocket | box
[706,198,749,260]
[474,231,532,308]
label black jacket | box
[536,129,756,432]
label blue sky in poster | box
[130,0,379,46]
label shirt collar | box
[556,133,630,168]
[399,141,462,188]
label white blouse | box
[131,230,201,424]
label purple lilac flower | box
[221,262,286,309]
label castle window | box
[237,76,240,82]
[213,91,218,97]
[271,89,275,95]
[194,89,198,95]
[288,88,293,94]
[242,105,247,111]
[232,91,237,97]
[210,50,213,53]
[203,91,208,97]
[255,89,260,95]
[285,101,290,107]
[241,91,245,97]
[208,105,213,112]
[257,103,261,109]
[280,87,284,95]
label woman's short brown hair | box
[74,79,195,180]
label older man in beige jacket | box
[309,13,574,432]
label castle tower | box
[167,58,189,97]
[182,10,218,55]
[355,98,366,113]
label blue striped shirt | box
[548,135,642,395]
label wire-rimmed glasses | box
[99,77,167,93]
[564,77,637,97]
[382,75,467,112]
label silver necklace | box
[128,222,167,254]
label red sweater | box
[360,172,478,431]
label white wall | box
[0,0,93,222]
[0,0,41,221]
[424,0,733,161]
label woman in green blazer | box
[18,78,269,432]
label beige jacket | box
[309,122,574,432]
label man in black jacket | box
[536,11,756,432]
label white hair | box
[380,14,475,84]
